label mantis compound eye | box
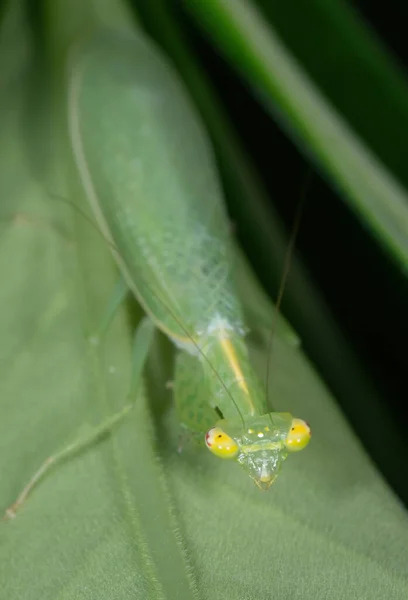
[205,427,239,459]
[284,418,311,452]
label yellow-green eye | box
[284,419,311,452]
[205,427,239,459]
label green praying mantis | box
[4,29,310,518]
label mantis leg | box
[174,351,217,445]
[3,317,155,520]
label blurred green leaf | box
[1,12,408,598]
[255,0,408,186]
[185,0,408,271]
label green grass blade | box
[255,0,408,187]
[185,0,408,271]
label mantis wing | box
[69,30,244,345]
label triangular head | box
[204,413,311,489]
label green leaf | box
[185,0,408,270]
[1,8,408,600]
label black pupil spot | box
[218,434,222,438]
[291,427,295,431]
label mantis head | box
[204,413,311,489]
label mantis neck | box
[197,321,268,422]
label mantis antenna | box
[265,169,312,411]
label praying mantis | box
[4,28,310,518]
